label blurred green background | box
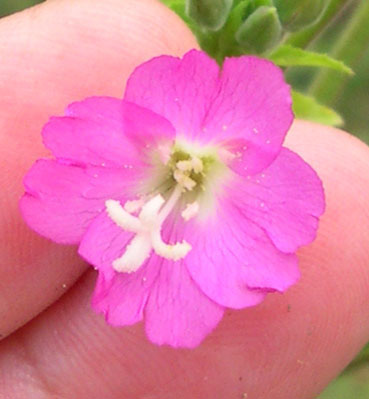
[1,1,368,398]
[0,0,43,19]
[285,0,369,145]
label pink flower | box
[20,50,325,348]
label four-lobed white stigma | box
[105,156,205,273]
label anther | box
[181,201,200,221]
[191,156,203,173]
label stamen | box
[173,169,196,191]
[106,145,212,273]
[181,201,200,221]
[176,156,203,174]
[182,176,196,191]
[191,156,203,173]
[173,155,204,191]
[176,160,193,171]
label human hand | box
[1,0,369,398]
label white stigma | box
[106,185,192,274]
[112,233,152,273]
[105,153,207,273]
[123,198,146,213]
[105,200,142,232]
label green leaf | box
[269,45,353,74]
[292,91,343,126]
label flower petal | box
[125,50,293,174]
[43,97,174,168]
[226,148,325,253]
[20,160,139,244]
[80,211,160,326]
[80,211,224,348]
[121,101,175,152]
[204,56,293,174]
[78,210,135,281]
[145,259,224,348]
[42,97,136,168]
[184,202,299,308]
[91,266,159,327]
[124,50,220,138]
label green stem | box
[286,0,354,49]
[310,0,369,106]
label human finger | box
[0,0,197,338]
[1,121,369,399]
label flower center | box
[165,146,219,196]
[105,146,220,274]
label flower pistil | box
[105,150,212,273]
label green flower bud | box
[235,6,282,54]
[186,0,233,31]
[249,0,273,10]
[274,0,328,32]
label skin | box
[0,0,369,397]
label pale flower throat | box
[105,145,220,274]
